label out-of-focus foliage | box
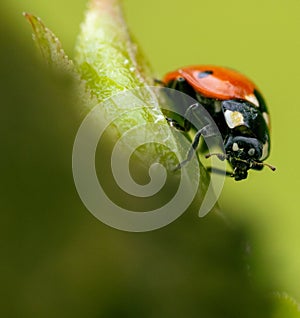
[272,293,300,318]
[1,0,300,317]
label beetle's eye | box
[197,70,213,78]
[248,148,255,156]
[177,76,185,82]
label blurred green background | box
[1,0,300,317]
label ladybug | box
[161,65,275,181]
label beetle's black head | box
[231,161,249,181]
[224,135,263,181]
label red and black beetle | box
[161,65,275,181]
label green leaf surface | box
[74,0,153,101]
[24,12,73,71]
[73,0,212,214]
[24,12,96,115]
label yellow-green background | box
[2,0,300,316]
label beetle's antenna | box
[253,161,276,171]
[206,153,276,172]
[205,153,228,161]
[230,157,276,172]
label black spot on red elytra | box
[197,70,213,78]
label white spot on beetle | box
[245,94,259,107]
[224,110,245,129]
[248,148,255,156]
[262,112,270,127]
[232,143,239,151]
[260,141,269,160]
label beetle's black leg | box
[182,103,198,130]
[166,103,198,134]
[174,128,203,170]
[174,123,219,170]
[166,117,188,132]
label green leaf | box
[74,0,153,101]
[24,12,73,71]
[73,0,214,217]
[24,12,95,114]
